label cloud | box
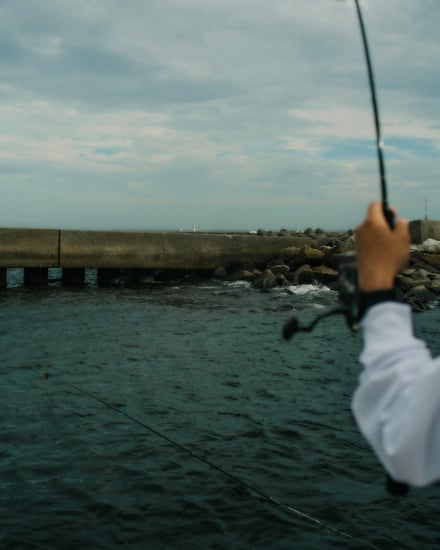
[0,0,439,231]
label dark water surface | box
[2,274,440,549]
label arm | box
[353,302,440,486]
[352,202,440,486]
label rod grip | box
[383,205,395,229]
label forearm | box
[352,302,440,486]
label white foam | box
[287,284,332,295]
[224,280,252,289]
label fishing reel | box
[283,252,360,340]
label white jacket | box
[352,302,440,486]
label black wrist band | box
[357,288,399,320]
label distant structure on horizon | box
[409,219,440,244]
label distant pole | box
[425,196,428,220]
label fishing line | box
[67,381,381,550]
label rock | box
[275,274,290,286]
[311,265,339,284]
[297,271,316,285]
[410,268,431,284]
[205,226,440,309]
[405,285,436,308]
[288,246,325,270]
[396,274,416,293]
[227,258,255,273]
[252,269,277,289]
[267,258,284,268]
[269,264,290,276]
[419,253,440,270]
[287,264,312,284]
[323,243,355,269]
[278,246,301,262]
[429,278,440,294]
[341,232,355,242]
[214,266,227,278]
[422,239,440,253]
[227,270,255,282]
[315,236,339,248]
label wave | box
[286,284,333,295]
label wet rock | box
[267,258,285,268]
[275,273,290,286]
[396,274,416,293]
[214,266,227,278]
[323,243,355,269]
[227,270,255,282]
[206,228,440,309]
[269,264,290,276]
[278,246,301,262]
[227,258,255,273]
[311,265,339,284]
[287,264,312,284]
[429,278,440,294]
[296,266,315,285]
[252,269,277,289]
[406,268,431,287]
[405,285,436,310]
[419,253,440,270]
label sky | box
[1,0,439,232]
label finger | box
[394,216,409,234]
[365,202,389,227]
[388,206,398,218]
[365,201,383,219]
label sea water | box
[1,271,440,549]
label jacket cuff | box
[358,288,399,320]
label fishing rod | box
[353,0,394,229]
[66,381,381,550]
[284,0,393,338]
[283,0,408,496]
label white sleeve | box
[352,302,440,486]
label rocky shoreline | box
[213,229,440,311]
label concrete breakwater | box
[0,227,323,287]
[1,224,439,310]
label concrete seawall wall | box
[409,220,440,244]
[2,220,439,271]
[0,228,59,268]
[59,230,308,269]
[0,227,311,270]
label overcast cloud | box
[1,0,439,231]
